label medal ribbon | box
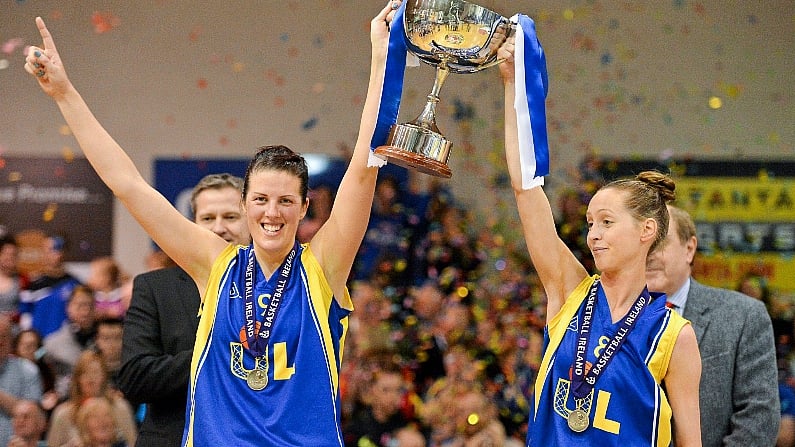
[571,280,650,399]
[243,241,299,358]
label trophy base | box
[374,122,453,178]
[374,145,452,178]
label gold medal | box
[567,408,589,433]
[246,369,268,391]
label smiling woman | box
[23,1,406,445]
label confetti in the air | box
[91,11,121,34]
[2,38,23,55]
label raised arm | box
[498,38,587,320]
[25,17,228,290]
[311,1,400,298]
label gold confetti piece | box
[8,171,21,182]
[467,413,480,426]
[43,203,57,222]
[62,147,75,162]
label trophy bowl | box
[374,0,514,178]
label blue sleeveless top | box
[527,275,688,447]
[182,243,351,446]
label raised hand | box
[497,35,516,84]
[24,17,71,99]
[371,1,402,56]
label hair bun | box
[636,171,675,203]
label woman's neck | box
[600,268,648,323]
[254,244,293,280]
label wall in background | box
[1,0,792,275]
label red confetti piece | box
[2,38,23,55]
[197,78,208,89]
[91,11,121,34]
[188,25,203,42]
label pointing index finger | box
[35,16,58,53]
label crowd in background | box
[1,158,793,447]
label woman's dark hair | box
[600,170,675,253]
[242,145,309,203]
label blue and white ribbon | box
[368,1,409,167]
[513,14,549,189]
[368,5,550,183]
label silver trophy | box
[375,0,514,178]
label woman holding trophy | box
[25,1,403,445]
[497,16,702,447]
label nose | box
[263,201,280,218]
[210,218,226,236]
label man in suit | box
[646,204,779,447]
[117,174,250,447]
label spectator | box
[85,257,131,320]
[395,282,447,396]
[19,236,82,338]
[0,315,42,446]
[297,184,334,243]
[454,385,509,447]
[69,397,129,447]
[0,234,25,320]
[92,318,124,388]
[737,271,794,356]
[47,351,136,447]
[391,426,426,447]
[142,250,175,272]
[7,399,47,447]
[343,358,420,447]
[42,286,96,399]
[11,330,57,413]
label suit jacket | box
[117,267,200,447]
[683,279,780,447]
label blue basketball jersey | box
[182,243,352,447]
[527,275,688,447]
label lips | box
[261,223,282,234]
